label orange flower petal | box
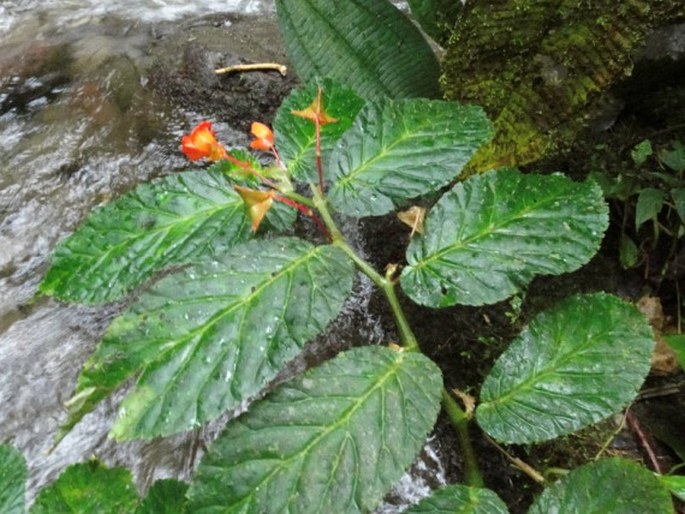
[250,121,274,152]
[181,121,227,162]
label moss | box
[441,0,685,174]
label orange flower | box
[181,121,228,161]
[292,87,338,125]
[250,121,275,152]
[234,186,274,233]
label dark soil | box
[146,13,685,513]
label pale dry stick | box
[215,63,288,76]
[594,408,630,460]
[483,433,547,484]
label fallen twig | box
[215,63,288,76]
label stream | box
[0,0,445,510]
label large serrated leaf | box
[274,80,365,183]
[40,170,251,304]
[187,346,443,514]
[135,479,188,514]
[405,485,509,514]
[275,0,440,99]
[0,445,26,514]
[328,99,493,217]
[30,461,138,514]
[401,168,608,307]
[528,458,673,514]
[61,237,355,440]
[477,293,654,445]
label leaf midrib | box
[482,326,614,408]
[228,350,406,511]
[411,189,581,271]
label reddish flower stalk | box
[274,194,331,240]
[291,85,338,194]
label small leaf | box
[187,346,443,514]
[659,475,685,502]
[660,140,685,172]
[631,139,653,167]
[275,0,441,99]
[401,169,608,307]
[328,99,494,217]
[40,170,251,304]
[663,334,685,371]
[61,237,355,440]
[274,80,365,182]
[477,293,654,444]
[0,445,26,514]
[670,188,685,225]
[635,187,665,231]
[136,480,188,514]
[405,485,509,514]
[30,461,138,514]
[528,458,673,514]
[619,233,639,269]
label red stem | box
[224,152,278,189]
[315,120,324,193]
[273,194,331,240]
[626,410,662,473]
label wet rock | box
[0,42,71,114]
[147,14,298,131]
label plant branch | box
[311,186,419,351]
[442,389,484,487]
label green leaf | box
[405,485,509,514]
[635,187,665,231]
[660,140,685,172]
[30,461,138,513]
[187,346,443,514]
[275,0,441,99]
[659,475,685,502]
[662,334,685,371]
[40,170,251,304]
[62,237,355,440]
[631,139,653,167]
[477,293,654,444]
[670,188,685,225]
[136,480,188,514]
[406,0,463,45]
[528,458,673,514]
[619,233,639,269]
[401,169,608,307]
[274,80,365,183]
[328,99,494,217]
[0,445,26,514]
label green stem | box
[442,390,484,487]
[311,186,418,352]
[312,184,482,484]
[283,190,315,209]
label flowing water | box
[0,0,443,509]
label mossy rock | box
[441,0,685,173]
